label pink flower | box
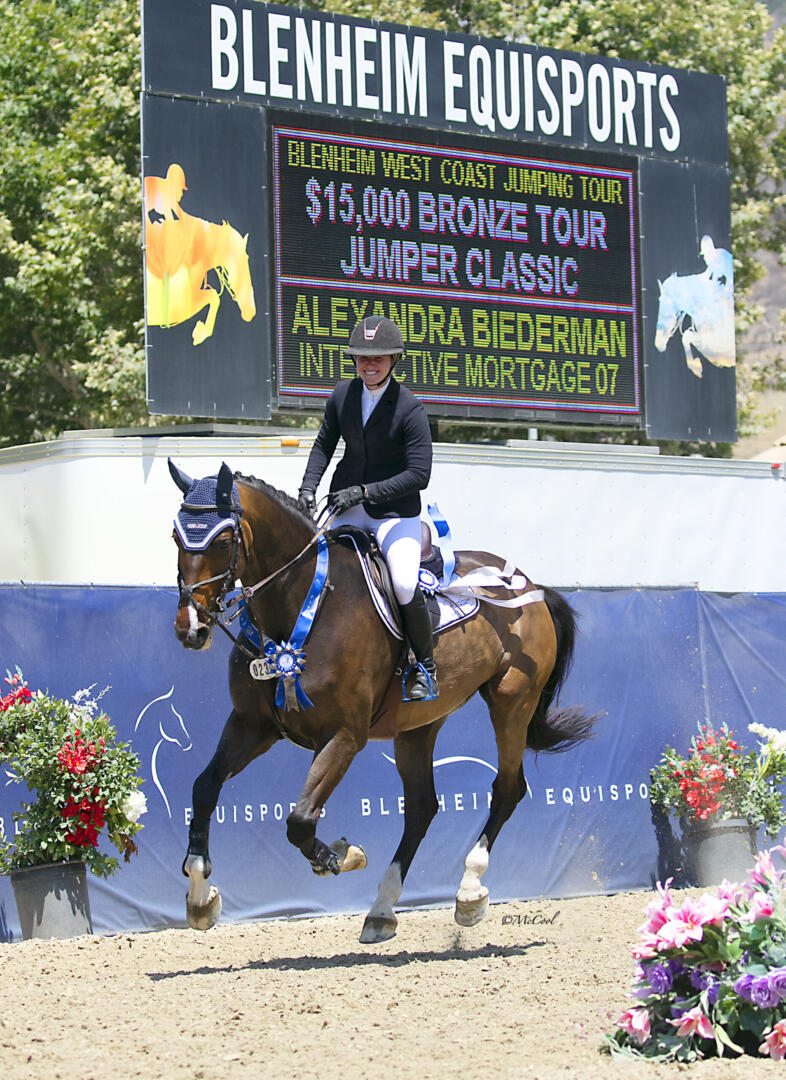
[759,1019,786,1060]
[631,933,660,960]
[716,879,740,904]
[618,1008,651,1045]
[751,849,777,887]
[745,892,775,921]
[667,1006,715,1040]
[638,878,675,935]
[656,897,712,949]
[695,893,731,924]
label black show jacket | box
[301,377,432,519]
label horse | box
[654,271,735,378]
[144,210,256,345]
[169,460,595,943]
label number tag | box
[249,658,276,681]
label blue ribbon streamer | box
[238,598,261,650]
[271,533,329,710]
[427,502,455,586]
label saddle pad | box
[338,532,479,641]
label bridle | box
[176,497,247,627]
[176,494,338,658]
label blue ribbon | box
[271,533,329,710]
[427,502,455,587]
[238,597,261,650]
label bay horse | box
[170,460,594,943]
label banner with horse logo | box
[0,584,783,939]
[142,93,272,420]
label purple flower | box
[770,968,786,1001]
[750,975,780,1009]
[667,957,686,977]
[691,968,720,1004]
[734,973,755,1001]
[647,963,673,994]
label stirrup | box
[402,661,439,702]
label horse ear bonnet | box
[174,465,241,551]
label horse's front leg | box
[681,327,703,377]
[286,729,368,877]
[184,708,280,930]
[192,286,220,345]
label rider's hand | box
[329,485,366,514]
[297,489,317,517]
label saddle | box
[327,523,476,639]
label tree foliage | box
[0,0,783,448]
[0,0,144,447]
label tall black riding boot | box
[400,587,439,700]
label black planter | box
[10,860,93,940]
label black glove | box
[297,489,316,517]
[329,485,366,514]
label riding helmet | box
[346,315,405,357]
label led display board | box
[141,0,736,441]
[272,121,638,421]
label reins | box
[177,495,338,659]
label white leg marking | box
[184,854,211,906]
[457,836,490,903]
[367,863,403,923]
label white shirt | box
[361,380,389,426]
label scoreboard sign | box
[142,0,736,441]
[272,123,639,420]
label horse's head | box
[654,274,684,352]
[169,459,250,650]
[222,225,256,323]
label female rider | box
[297,314,438,701]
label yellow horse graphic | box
[144,165,256,345]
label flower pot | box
[682,817,757,887]
[10,860,93,940]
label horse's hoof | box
[359,914,397,944]
[186,884,222,931]
[455,889,489,927]
[330,837,368,873]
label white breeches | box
[329,506,422,605]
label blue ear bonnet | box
[174,475,242,551]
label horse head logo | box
[134,686,193,818]
[144,163,256,346]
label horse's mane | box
[233,472,317,533]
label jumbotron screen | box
[272,119,640,421]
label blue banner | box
[0,585,783,940]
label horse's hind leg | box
[360,720,445,944]
[184,709,280,930]
[455,677,539,927]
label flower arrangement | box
[649,722,786,837]
[0,670,147,878]
[608,848,786,1060]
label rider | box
[297,314,438,701]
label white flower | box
[121,790,148,824]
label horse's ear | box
[657,279,663,294]
[243,233,249,250]
[216,462,234,508]
[168,458,193,494]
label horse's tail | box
[526,587,597,753]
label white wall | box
[0,433,783,591]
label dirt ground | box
[0,889,782,1080]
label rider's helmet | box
[346,315,405,368]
